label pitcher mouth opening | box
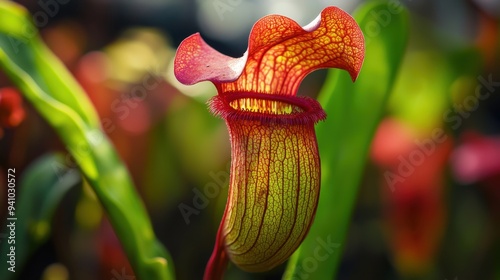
[209,92,326,125]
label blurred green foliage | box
[0,153,80,280]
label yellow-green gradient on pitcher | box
[174,6,364,279]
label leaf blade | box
[0,2,175,279]
[284,1,409,279]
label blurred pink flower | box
[372,117,452,276]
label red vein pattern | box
[221,118,320,271]
[174,6,364,95]
[174,5,364,279]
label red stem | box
[204,223,229,280]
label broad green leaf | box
[284,1,409,279]
[0,1,174,279]
[0,153,80,280]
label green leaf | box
[0,2,175,279]
[0,2,98,128]
[284,1,409,279]
[0,153,80,280]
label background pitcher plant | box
[174,6,365,279]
